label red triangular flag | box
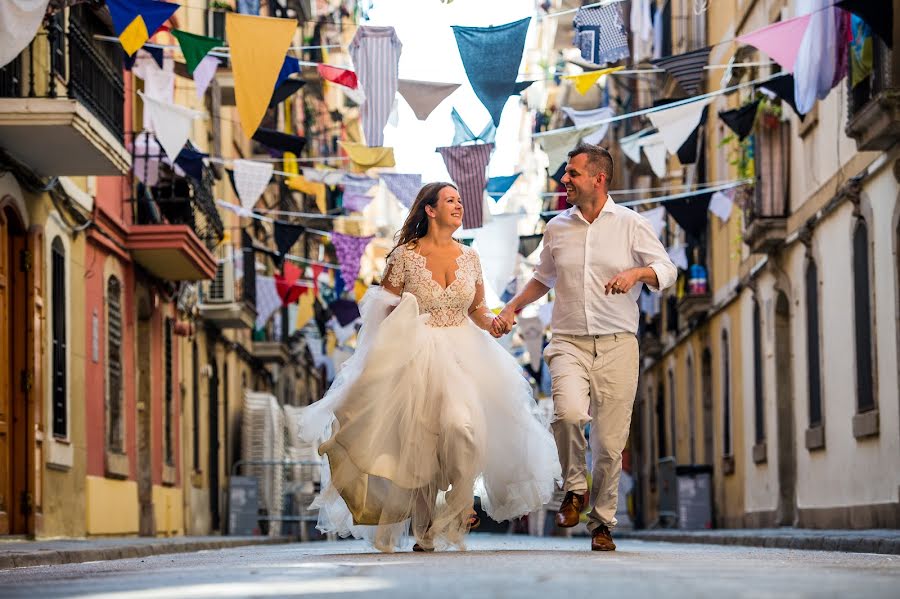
[317,64,358,89]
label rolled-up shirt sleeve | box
[632,215,677,292]
[532,225,557,288]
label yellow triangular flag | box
[225,13,296,137]
[563,66,624,95]
[295,292,315,329]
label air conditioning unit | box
[207,258,235,303]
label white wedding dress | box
[296,243,561,552]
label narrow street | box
[1,535,898,598]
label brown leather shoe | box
[591,524,616,551]
[555,491,587,527]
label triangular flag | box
[647,97,714,154]
[0,0,51,69]
[486,173,521,200]
[380,173,422,209]
[317,64,358,89]
[397,79,461,120]
[758,74,805,121]
[171,29,221,74]
[252,127,307,155]
[275,262,304,305]
[737,14,813,73]
[255,275,281,329]
[619,129,648,164]
[436,144,494,229]
[124,46,165,72]
[331,232,373,290]
[342,191,374,213]
[452,17,531,126]
[563,66,624,95]
[339,142,395,172]
[233,159,273,211]
[640,206,667,238]
[349,25,402,147]
[650,46,712,96]
[709,189,736,223]
[719,99,760,140]
[451,107,496,145]
[667,245,688,271]
[193,55,219,99]
[639,134,668,178]
[225,13,296,136]
[107,0,179,57]
[270,79,305,108]
[273,221,305,264]
[518,233,543,258]
[274,56,301,90]
[175,146,207,182]
[137,91,200,160]
[666,192,713,239]
[539,125,602,173]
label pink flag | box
[737,14,813,73]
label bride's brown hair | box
[388,181,458,257]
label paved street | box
[1,534,898,598]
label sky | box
[364,0,538,184]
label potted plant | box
[208,1,232,39]
[757,96,783,130]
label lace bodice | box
[382,243,492,329]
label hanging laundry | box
[832,9,853,88]
[349,26,402,147]
[398,79,461,120]
[142,69,175,132]
[193,55,220,99]
[233,159,273,211]
[563,66,625,95]
[719,99,760,141]
[850,15,874,88]
[647,97,714,155]
[791,1,837,114]
[573,3,630,66]
[331,232,374,290]
[436,144,494,230]
[630,0,654,63]
[0,0,50,68]
[452,17,532,126]
[837,0,893,48]
[380,173,423,209]
[107,0,179,56]
[339,142,395,172]
[451,108,497,145]
[650,46,712,96]
[486,173,522,200]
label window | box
[722,330,732,456]
[853,219,875,413]
[192,339,200,472]
[806,259,823,427]
[752,300,765,444]
[106,276,124,453]
[51,238,67,438]
[164,317,175,466]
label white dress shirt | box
[533,196,677,336]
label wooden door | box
[0,206,11,534]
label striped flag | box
[436,144,494,230]
[651,47,712,97]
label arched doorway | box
[774,291,796,525]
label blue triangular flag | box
[486,173,521,200]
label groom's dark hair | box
[568,143,613,184]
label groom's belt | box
[554,331,635,341]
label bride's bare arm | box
[468,275,497,333]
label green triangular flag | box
[172,29,222,75]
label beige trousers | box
[544,332,639,532]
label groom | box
[494,143,676,551]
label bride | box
[296,182,561,552]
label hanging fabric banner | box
[171,29,221,74]
[0,0,51,69]
[330,299,362,327]
[270,79,305,108]
[125,46,165,72]
[719,99,760,140]
[342,191,374,213]
[452,17,532,126]
[640,206,667,238]
[341,173,379,193]
[107,0,179,56]
[398,79,461,120]
[225,12,296,137]
[737,13,813,73]
[193,55,219,99]
[380,173,422,209]
[650,46,712,96]
[234,159,273,211]
[255,275,281,329]
[561,106,615,142]
[451,108,497,145]
[619,129,649,164]
[286,176,327,213]
[639,134,668,179]
[142,69,175,132]
[473,213,519,296]
[331,232,374,290]
[275,262,306,305]
[274,221,306,265]
[349,26,402,147]
[708,189,736,223]
[436,144,494,229]
[318,64,359,89]
[486,173,521,200]
[665,192,713,239]
[274,56,301,90]
[573,3,630,66]
[339,142,395,172]
[302,167,345,186]
[175,147,207,182]
[137,91,200,160]
[837,0,893,48]
[793,2,838,115]
[562,66,624,95]
[647,97,714,154]
[758,74,805,120]
[518,233,543,258]
[252,127,307,155]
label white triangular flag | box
[538,301,554,327]
[667,245,688,270]
[0,0,51,69]
[233,159,273,211]
[619,129,646,164]
[647,97,713,155]
[709,188,736,223]
[193,55,220,100]
[561,106,614,143]
[540,125,602,171]
[641,206,667,238]
[138,91,200,160]
[640,134,668,178]
[397,79,461,120]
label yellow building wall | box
[86,476,139,535]
[153,485,184,536]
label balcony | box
[743,121,790,253]
[127,134,224,281]
[845,39,899,151]
[0,7,130,176]
[678,292,712,323]
[198,243,258,328]
[251,340,291,364]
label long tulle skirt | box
[296,289,561,552]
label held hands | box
[605,268,641,296]
[490,305,517,337]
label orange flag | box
[225,13,296,137]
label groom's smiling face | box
[561,154,601,205]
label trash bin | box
[675,464,713,529]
